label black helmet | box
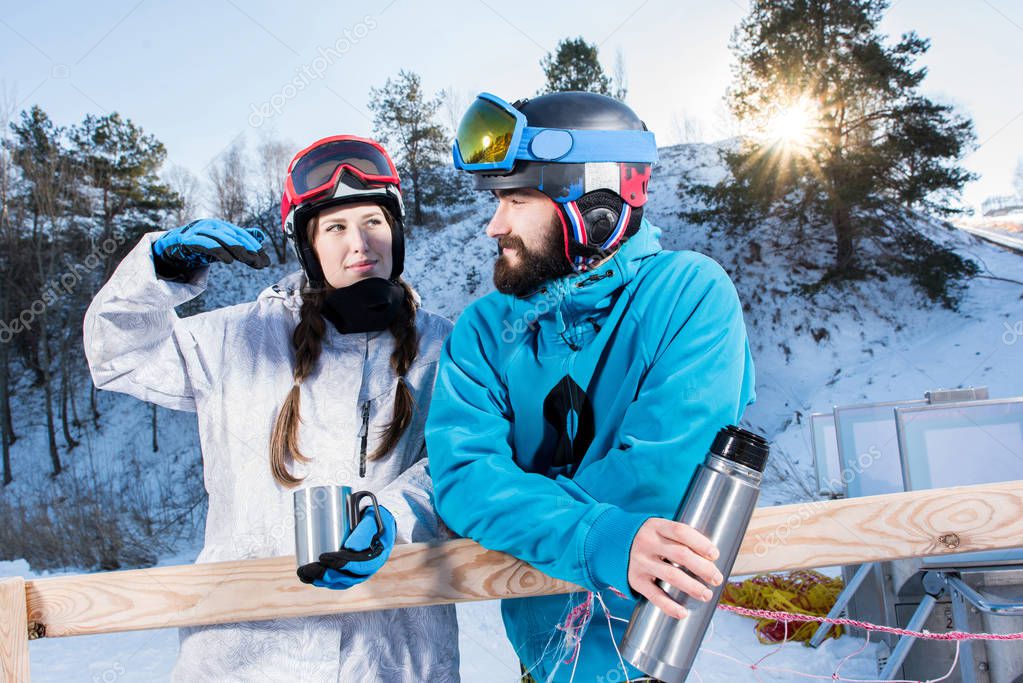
[453,91,657,271]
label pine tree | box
[8,106,80,476]
[539,37,612,96]
[683,0,978,306]
[4,105,182,480]
[70,112,180,251]
[368,70,448,227]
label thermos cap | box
[710,425,769,472]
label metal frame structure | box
[812,390,1023,682]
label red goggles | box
[284,135,400,205]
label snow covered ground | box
[5,141,1022,681]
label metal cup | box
[293,485,381,568]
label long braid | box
[269,287,327,487]
[368,280,419,461]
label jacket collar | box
[507,218,663,335]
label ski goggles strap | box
[286,135,400,203]
[452,92,658,172]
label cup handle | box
[349,490,386,559]
[316,491,388,570]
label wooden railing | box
[4,480,1023,680]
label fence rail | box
[4,479,1023,681]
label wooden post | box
[19,479,1023,640]
[0,576,31,682]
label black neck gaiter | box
[320,277,405,334]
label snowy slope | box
[8,141,1022,681]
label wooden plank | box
[735,479,1023,573]
[25,479,1023,639]
[27,538,580,638]
[0,576,31,682]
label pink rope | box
[718,604,1023,641]
[557,592,594,665]
[548,589,993,683]
[701,624,964,683]
[547,590,1014,682]
[832,624,870,678]
[607,586,628,600]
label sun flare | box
[763,99,819,151]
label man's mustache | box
[497,236,526,254]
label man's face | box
[486,189,572,296]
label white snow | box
[7,141,1022,681]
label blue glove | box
[311,506,397,590]
[152,219,270,277]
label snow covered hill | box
[5,141,1022,681]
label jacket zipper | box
[566,359,578,477]
[358,401,370,478]
[562,269,615,348]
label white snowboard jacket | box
[83,233,459,681]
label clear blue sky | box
[1,0,1020,211]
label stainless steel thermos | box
[621,425,770,683]
[293,485,380,568]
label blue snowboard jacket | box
[425,218,756,681]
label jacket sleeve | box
[426,257,756,596]
[374,444,450,545]
[83,232,218,412]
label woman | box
[83,136,459,681]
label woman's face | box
[310,201,393,288]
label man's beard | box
[492,213,573,297]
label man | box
[425,91,756,681]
